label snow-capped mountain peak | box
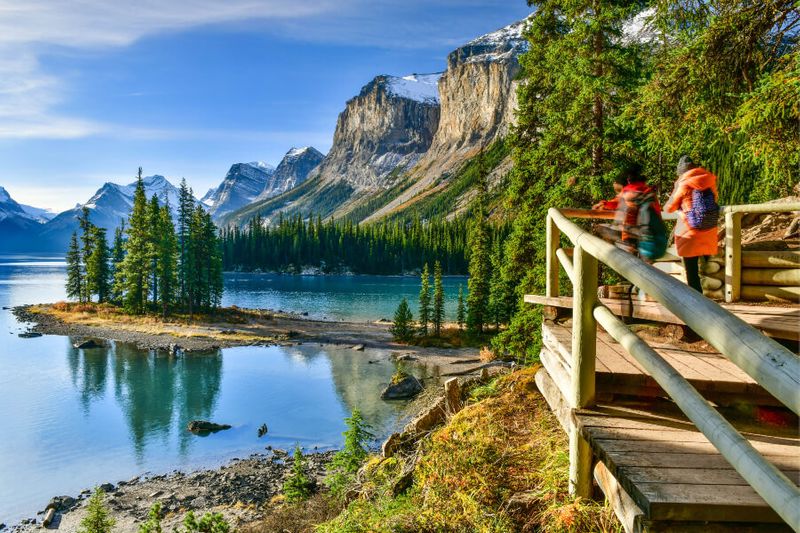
[0,186,10,203]
[385,73,442,104]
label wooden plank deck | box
[542,321,782,406]
[575,403,799,525]
[525,294,800,341]
[536,321,800,530]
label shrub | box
[180,511,230,533]
[138,503,163,533]
[283,445,314,502]
[78,488,115,533]
[325,409,374,498]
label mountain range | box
[1,18,528,253]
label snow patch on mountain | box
[0,186,55,223]
[385,73,442,104]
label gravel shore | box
[9,450,336,533]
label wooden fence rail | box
[544,207,800,529]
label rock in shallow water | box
[187,420,232,433]
[381,375,423,400]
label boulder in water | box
[381,375,423,400]
[73,338,104,349]
[187,420,232,433]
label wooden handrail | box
[544,205,800,527]
[594,305,800,529]
[548,207,800,414]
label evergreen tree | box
[466,168,491,335]
[488,237,512,330]
[456,285,466,331]
[66,232,83,302]
[120,169,151,314]
[283,445,314,502]
[147,195,162,307]
[390,298,415,342]
[77,207,94,302]
[156,203,179,317]
[110,222,126,304]
[418,263,431,335]
[86,227,110,303]
[78,488,115,533]
[432,260,445,336]
[325,409,374,498]
[177,178,194,309]
[495,0,647,359]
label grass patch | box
[29,302,283,343]
[318,367,621,532]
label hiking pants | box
[683,256,707,293]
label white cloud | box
[0,0,530,140]
[0,0,339,140]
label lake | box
[0,256,467,524]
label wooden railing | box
[722,202,800,302]
[544,207,800,529]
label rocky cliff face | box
[365,20,528,221]
[205,162,275,220]
[311,73,442,190]
[258,147,324,200]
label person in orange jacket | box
[664,156,720,293]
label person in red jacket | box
[592,174,627,211]
[614,164,662,259]
[664,156,719,293]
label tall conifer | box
[66,232,83,302]
[432,260,444,336]
[86,227,110,303]
[466,161,491,335]
[456,285,465,330]
[418,263,431,336]
[120,169,150,314]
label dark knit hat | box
[677,155,695,176]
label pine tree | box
[147,195,162,307]
[77,207,94,302]
[154,202,178,317]
[325,409,374,498]
[432,260,445,336]
[78,488,115,533]
[390,298,415,342]
[177,178,194,309]
[488,237,512,330]
[283,444,314,502]
[66,232,83,302]
[494,0,649,360]
[466,167,491,335]
[120,169,151,314]
[86,227,110,303]
[418,263,431,336]
[456,285,466,330]
[110,222,126,304]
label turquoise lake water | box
[0,256,466,523]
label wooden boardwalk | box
[536,320,800,531]
[526,294,800,342]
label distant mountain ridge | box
[221,18,529,228]
[33,175,189,253]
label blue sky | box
[0,1,532,212]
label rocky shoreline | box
[9,450,336,533]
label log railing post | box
[546,214,560,298]
[569,244,598,497]
[725,211,743,303]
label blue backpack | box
[686,188,719,230]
